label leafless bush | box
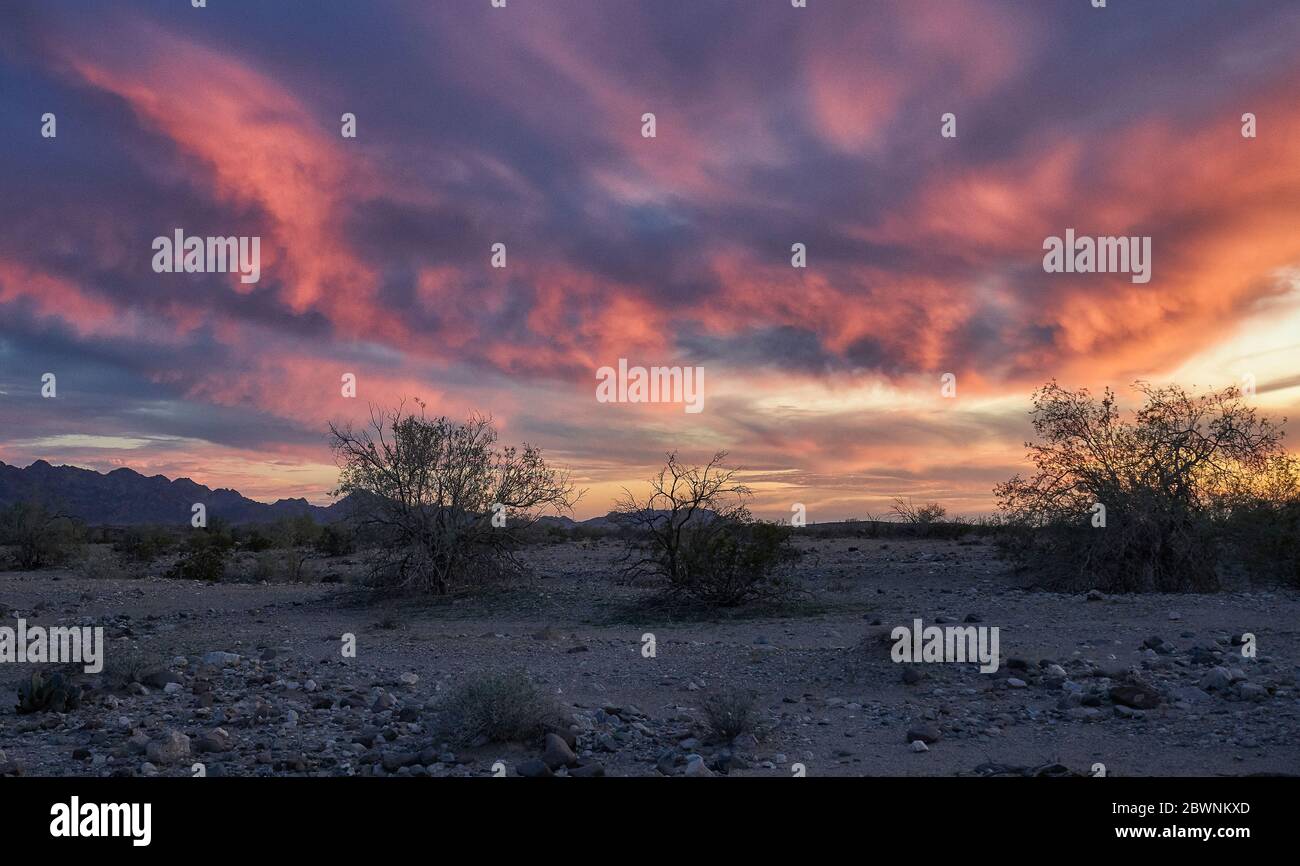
[329,401,579,594]
[889,498,948,525]
[613,451,795,607]
[702,688,759,741]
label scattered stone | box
[684,755,713,777]
[1109,684,1162,710]
[905,723,941,745]
[194,729,232,754]
[145,731,191,765]
[541,733,577,770]
[516,758,553,778]
[1200,667,1232,692]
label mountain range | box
[0,460,343,526]
[0,460,641,529]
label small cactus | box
[15,670,82,714]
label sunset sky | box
[2,0,1299,520]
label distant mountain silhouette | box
[0,460,349,526]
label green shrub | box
[434,671,565,746]
[114,526,175,562]
[0,501,83,569]
[16,670,82,714]
[315,523,356,557]
[167,529,230,582]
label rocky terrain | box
[2,537,1297,777]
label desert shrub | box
[167,527,232,582]
[329,401,578,594]
[114,526,175,562]
[251,547,316,583]
[701,688,759,741]
[434,670,564,746]
[16,670,82,714]
[613,452,796,607]
[269,514,321,549]
[102,648,161,691]
[238,528,275,553]
[0,501,83,569]
[890,498,947,525]
[995,380,1295,592]
[75,545,133,580]
[1215,455,1300,586]
[315,522,356,557]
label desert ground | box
[1,536,1297,778]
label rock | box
[1086,589,1105,601]
[140,668,181,689]
[905,723,941,744]
[901,667,923,685]
[515,758,553,778]
[548,723,578,749]
[1007,678,1027,689]
[1200,667,1232,692]
[398,672,419,686]
[541,732,577,770]
[910,740,929,753]
[656,750,682,776]
[569,762,605,778]
[1237,683,1269,702]
[1171,686,1211,704]
[1045,664,1067,678]
[163,682,183,695]
[145,731,191,765]
[382,751,420,772]
[194,728,232,754]
[684,755,713,777]
[201,651,240,667]
[1109,684,1162,710]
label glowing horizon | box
[2,0,1300,521]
